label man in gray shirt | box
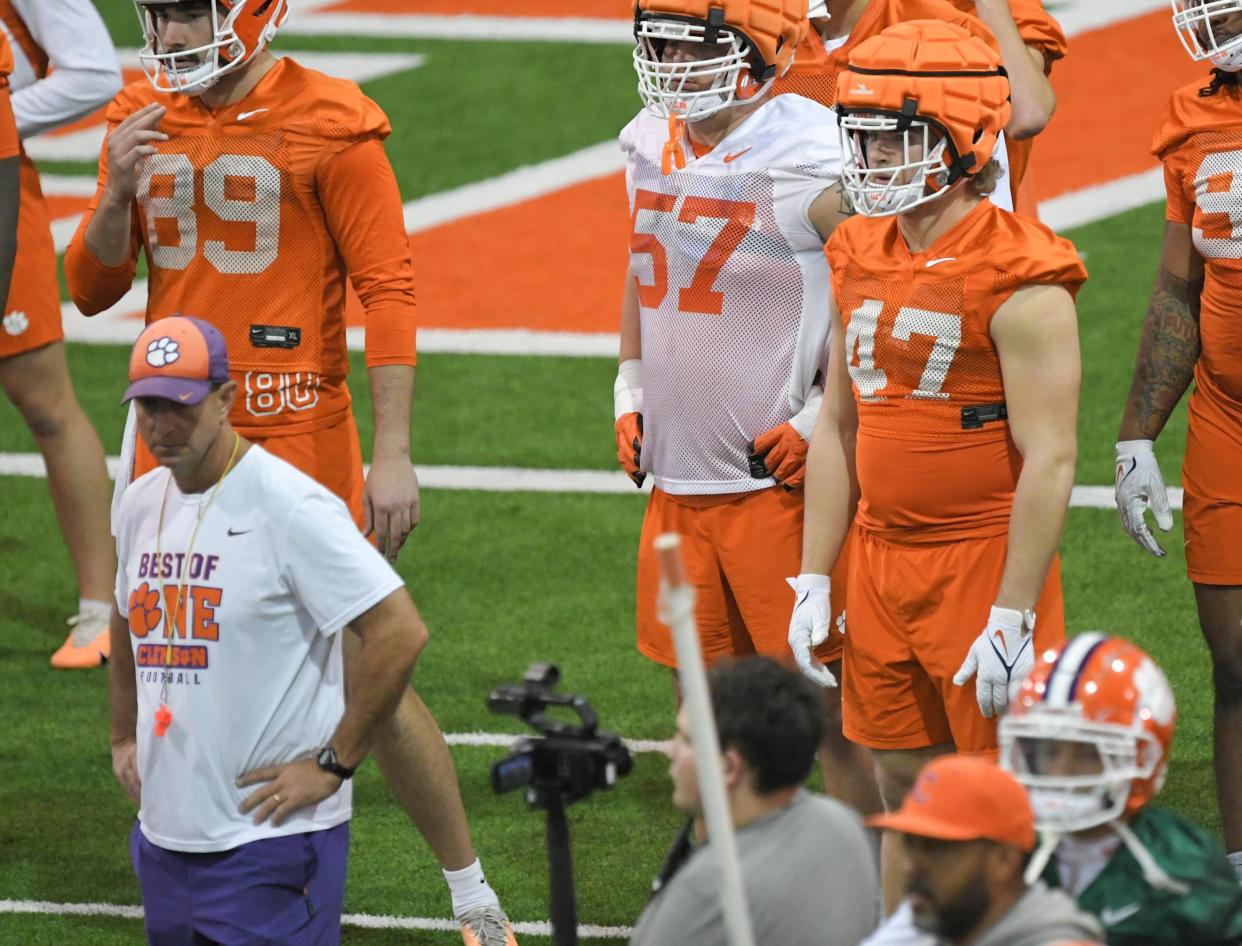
[630,657,879,946]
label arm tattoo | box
[1127,267,1202,440]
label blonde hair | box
[967,158,1005,197]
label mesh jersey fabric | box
[621,93,842,494]
[1155,78,1242,416]
[65,59,414,436]
[826,198,1086,542]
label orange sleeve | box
[1163,148,1195,225]
[318,137,417,368]
[1006,0,1068,71]
[0,83,17,161]
[1152,92,1196,225]
[992,218,1088,307]
[63,130,141,316]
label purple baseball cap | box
[123,316,230,405]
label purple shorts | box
[130,820,349,945]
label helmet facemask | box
[633,15,768,122]
[134,0,286,96]
[999,710,1163,835]
[1172,0,1242,72]
[839,108,962,217]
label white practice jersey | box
[621,93,841,495]
[113,447,404,853]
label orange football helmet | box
[999,633,1176,835]
[1171,0,1242,72]
[135,0,290,96]
[633,0,807,121]
[835,19,1011,216]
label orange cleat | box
[50,610,111,669]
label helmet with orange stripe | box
[134,0,289,96]
[835,19,1010,216]
[633,0,807,121]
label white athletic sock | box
[1228,851,1242,883]
[79,598,111,618]
[443,859,500,918]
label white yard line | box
[282,13,632,43]
[1038,168,1166,234]
[23,50,426,163]
[0,452,1182,510]
[0,899,633,939]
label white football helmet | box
[134,0,289,96]
[1171,0,1242,72]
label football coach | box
[107,315,425,945]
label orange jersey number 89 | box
[138,152,280,276]
[630,187,756,316]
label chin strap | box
[1023,821,1190,895]
[661,114,687,175]
[1111,819,1191,895]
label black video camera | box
[488,663,633,808]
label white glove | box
[952,606,1034,719]
[1114,440,1173,558]
[786,574,837,688]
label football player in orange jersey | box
[0,0,122,669]
[791,19,1086,910]
[62,3,515,942]
[1115,0,1242,880]
[0,34,17,306]
[783,0,1066,212]
[616,0,882,818]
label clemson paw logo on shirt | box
[128,582,163,638]
[146,337,181,368]
[2,311,28,336]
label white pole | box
[654,532,756,946]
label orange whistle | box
[155,704,172,737]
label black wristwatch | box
[316,746,356,780]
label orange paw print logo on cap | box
[128,582,163,638]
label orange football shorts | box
[0,158,63,359]
[636,485,849,669]
[842,527,1065,756]
[133,411,366,527]
[1183,386,1242,585]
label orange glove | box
[748,422,809,491]
[616,412,645,487]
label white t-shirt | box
[113,446,404,853]
[620,94,841,494]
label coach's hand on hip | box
[364,455,421,562]
[236,758,345,827]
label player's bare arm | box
[808,182,854,243]
[365,364,420,560]
[967,0,1055,139]
[990,282,1080,611]
[800,295,859,576]
[107,604,141,806]
[237,586,427,826]
[1118,220,1204,442]
[84,102,167,267]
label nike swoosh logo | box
[1100,904,1141,926]
[924,257,957,268]
[237,108,270,122]
[178,392,192,401]
[226,527,252,537]
[723,148,752,163]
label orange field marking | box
[1033,9,1202,202]
[42,194,91,221]
[322,0,629,17]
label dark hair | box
[708,657,823,794]
[1200,68,1241,97]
